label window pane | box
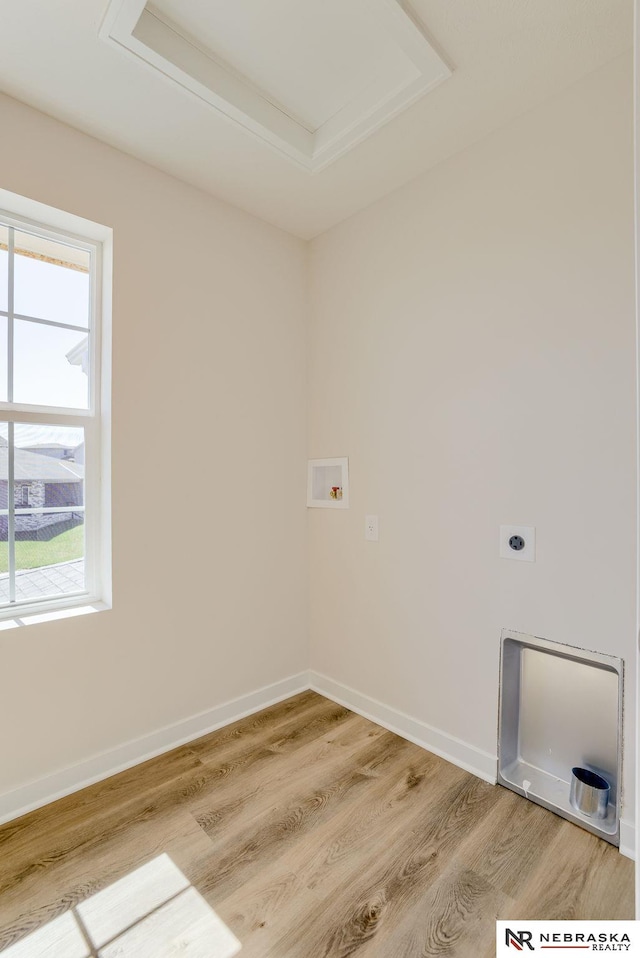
[0,224,8,313]
[14,321,89,409]
[14,231,90,328]
[0,315,7,402]
[0,423,8,605]
[12,424,85,602]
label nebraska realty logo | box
[496,923,639,955]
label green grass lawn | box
[0,524,84,573]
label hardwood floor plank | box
[194,730,417,903]
[454,784,564,898]
[0,809,215,950]
[216,745,459,956]
[0,691,320,858]
[181,713,375,854]
[187,690,339,769]
[365,861,511,958]
[0,693,342,895]
[510,820,634,920]
[186,690,320,762]
[184,707,369,831]
[0,750,208,899]
[184,698,355,824]
[0,910,90,958]
[0,709,373,940]
[0,746,204,867]
[0,692,633,958]
[265,774,499,958]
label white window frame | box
[0,189,112,622]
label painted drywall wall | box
[308,54,637,824]
[0,93,308,796]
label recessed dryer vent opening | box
[497,630,623,846]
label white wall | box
[0,93,308,799]
[309,54,637,826]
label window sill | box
[0,598,110,630]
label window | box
[0,194,111,619]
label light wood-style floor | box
[0,691,634,957]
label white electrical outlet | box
[499,525,535,562]
[365,515,379,541]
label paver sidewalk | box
[0,559,84,603]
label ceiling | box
[0,0,632,239]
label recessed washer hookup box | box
[497,630,623,845]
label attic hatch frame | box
[100,0,451,172]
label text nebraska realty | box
[507,930,632,951]
[541,933,631,951]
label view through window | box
[0,217,99,613]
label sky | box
[0,242,89,447]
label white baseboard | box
[619,819,636,860]
[309,670,498,785]
[0,671,309,827]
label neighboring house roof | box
[21,443,78,461]
[22,443,71,450]
[0,448,84,483]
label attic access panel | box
[100,0,451,171]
